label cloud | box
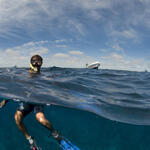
[53,53,69,58]
[47,55,96,68]
[12,41,49,56]
[1,41,97,68]
[56,45,67,48]
[101,53,124,64]
[100,53,149,71]
[0,41,49,67]
[111,53,124,60]
[0,0,150,42]
[0,40,96,68]
[67,19,86,36]
[55,39,66,43]
[99,48,108,52]
[0,0,138,38]
[23,41,48,47]
[0,0,88,37]
[72,0,112,9]
[68,50,84,55]
[111,28,138,40]
[112,44,123,51]
[0,40,149,71]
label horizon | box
[0,65,147,73]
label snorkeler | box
[14,55,62,149]
[0,55,80,150]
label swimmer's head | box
[30,55,43,72]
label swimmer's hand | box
[0,100,8,108]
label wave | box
[0,67,150,125]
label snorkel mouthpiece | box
[30,63,38,72]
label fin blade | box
[60,137,80,150]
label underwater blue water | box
[1,67,150,150]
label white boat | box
[86,61,100,69]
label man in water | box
[0,55,61,150]
[14,55,63,149]
[0,55,80,150]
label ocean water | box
[0,67,150,150]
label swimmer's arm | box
[0,100,8,108]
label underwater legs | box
[35,112,55,133]
[35,112,62,140]
[35,112,63,142]
[14,110,41,150]
[14,108,79,149]
[14,110,30,138]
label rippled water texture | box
[0,67,150,125]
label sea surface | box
[0,67,150,150]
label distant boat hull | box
[87,62,100,69]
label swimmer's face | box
[30,55,43,72]
[31,59,42,67]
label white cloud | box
[0,40,149,71]
[29,47,49,56]
[55,39,66,43]
[56,45,67,48]
[100,53,149,71]
[0,0,88,37]
[47,55,96,68]
[0,0,116,38]
[23,41,48,47]
[11,41,49,56]
[68,50,84,55]
[101,53,124,64]
[53,53,69,58]
[0,0,150,41]
[111,53,124,60]
[67,19,86,36]
[0,41,49,67]
[0,41,95,68]
[112,44,123,51]
[111,28,138,40]
[72,0,112,10]
[99,48,108,52]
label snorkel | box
[30,63,39,72]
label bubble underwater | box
[1,67,150,125]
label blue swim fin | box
[60,137,80,150]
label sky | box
[0,0,150,71]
